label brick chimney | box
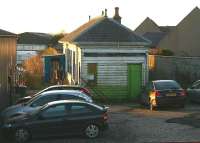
[113,7,121,24]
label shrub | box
[24,72,45,90]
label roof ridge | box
[109,18,151,44]
[176,6,200,27]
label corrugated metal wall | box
[0,37,16,109]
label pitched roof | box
[159,26,176,33]
[158,6,200,56]
[143,32,166,47]
[0,29,16,37]
[60,16,149,44]
[17,32,53,45]
[134,17,175,35]
[134,17,162,35]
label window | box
[70,104,91,114]
[73,51,76,78]
[42,105,66,118]
[67,49,72,73]
[154,81,181,90]
[60,94,85,101]
[87,63,97,85]
[193,83,200,89]
[30,94,60,107]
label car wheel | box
[15,128,30,143]
[85,124,100,138]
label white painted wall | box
[81,46,148,86]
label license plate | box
[166,93,176,96]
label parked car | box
[1,90,93,119]
[140,80,186,110]
[1,100,109,143]
[16,85,91,104]
[187,80,200,103]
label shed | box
[0,29,17,108]
[60,8,150,100]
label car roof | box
[47,100,86,105]
[41,90,83,95]
[45,100,104,110]
[46,85,81,88]
[153,80,177,83]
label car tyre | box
[84,124,100,138]
[15,128,30,143]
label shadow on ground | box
[166,112,200,128]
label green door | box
[128,64,142,99]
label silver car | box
[1,90,93,120]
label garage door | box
[128,64,142,99]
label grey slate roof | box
[60,17,150,44]
[17,32,53,45]
[143,32,166,47]
[0,29,16,37]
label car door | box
[29,104,67,138]
[62,103,94,135]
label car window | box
[60,94,85,101]
[70,104,92,114]
[42,104,66,118]
[30,94,60,107]
[192,83,200,89]
[154,81,181,90]
[192,81,200,87]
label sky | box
[0,0,199,34]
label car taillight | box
[80,88,91,96]
[103,112,108,121]
[154,90,160,96]
[180,90,186,96]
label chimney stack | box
[102,10,104,16]
[105,9,107,17]
[113,7,121,24]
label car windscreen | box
[154,81,181,90]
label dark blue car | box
[1,100,108,143]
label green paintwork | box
[91,85,128,99]
[128,64,142,99]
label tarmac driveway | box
[2,103,200,143]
